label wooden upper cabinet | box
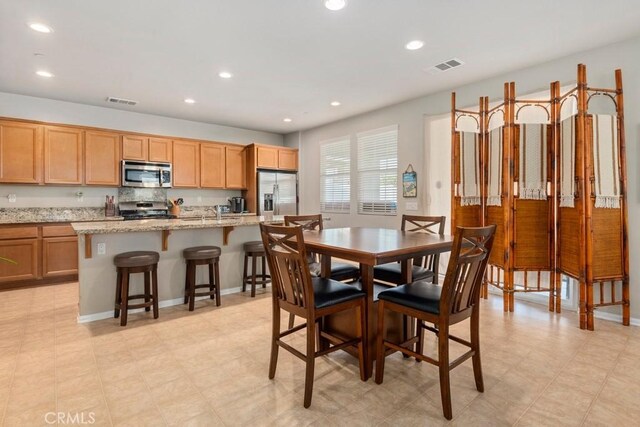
[85,131,121,186]
[278,149,298,170]
[0,121,43,184]
[44,126,83,185]
[148,137,172,163]
[122,135,148,161]
[172,140,200,188]
[200,144,225,188]
[225,146,246,189]
[256,145,279,169]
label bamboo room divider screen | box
[451,64,629,330]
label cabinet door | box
[256,146,279,169]
[225,146,246,189]
[148,137,172,163]
[122,135,148,160]
[0,239,39,282]
[172,140,200,187]
[200,144,225,188]
[85,131,121,186]
[0,121,43,184]
[42,237,78,277]
[44,126,83,184]
[278,149,298,170]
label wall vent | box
[426,58,465,74]
[105,96,138,106]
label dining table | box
[302,227,457,379]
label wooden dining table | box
[302,227,457,379]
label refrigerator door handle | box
[273,184,279,215]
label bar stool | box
[242,241,271,297]
[114,251,160,327]
[183,246,222,311]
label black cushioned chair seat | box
[114,251,159,268]
[373,263,434,284]
[243,241,265,253]
[377,281,442,314]
[183,246,221,260]
[312,277,365,309]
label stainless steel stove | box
[119,201,175,220]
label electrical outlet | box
[97,243,106,255]
[405,201,419,211]
[7,194,16,203]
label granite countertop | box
[0,208,123,225]
[71,215,285,235]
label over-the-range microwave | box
[121,160,172,188]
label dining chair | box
[260,223,367,408]
[373,215,446,285]
[374,225,496,420]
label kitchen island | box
[71,215,284,322]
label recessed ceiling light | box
[330,101,341,106]
[283,118,292,123]
[28,22,53,33]
[218,71,233,79]
[184,98,196,104]
[325,0,347,11]
[36,70,53,78]
[405,40,424,51]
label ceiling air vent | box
[105,96,138,106]
[425,58,465,74]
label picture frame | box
[402,164,417,198]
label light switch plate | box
[405,201,419,211]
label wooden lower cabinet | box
[43,237,79,277]
[0,239,39,282]
[0,223,78,288]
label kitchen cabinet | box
[0,223,78,288]
[122,135,148,161]
[85,131,121,186]
[44,126,83,184]
[123,136,172,163]
[42,224,78,278]
[200,144,225,188]
[278,149,298,170]
[225,146,246,189]
[256,146,279,169]
[172,140,200,188]
[0,121,43,184]
[148,137,172,162]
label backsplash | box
[118,188,167,203]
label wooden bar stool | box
[183,246,222,311]
[114,251,160,327]
[242,241,271,297]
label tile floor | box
[0,282,638,426]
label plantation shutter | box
[320,136,351,213]
[357,125,398,215]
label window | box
[320,136,351,213]
[357,125,398,215]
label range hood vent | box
[105,96,138,106]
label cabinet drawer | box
[42,224,75,238]
[0,226,39,240]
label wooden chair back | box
[440,225,495,317]
[401,215,446,270]
[284,214,324,231]
[260,223,314,313]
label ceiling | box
[1,1,640,134]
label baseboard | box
[593,310,640,327]
[77,285,248,323]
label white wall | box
[291,35,640,320]
[0,91,284,208]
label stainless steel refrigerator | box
[257,170,298,216]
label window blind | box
[320,136,351,213]
[357,125,398,215]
